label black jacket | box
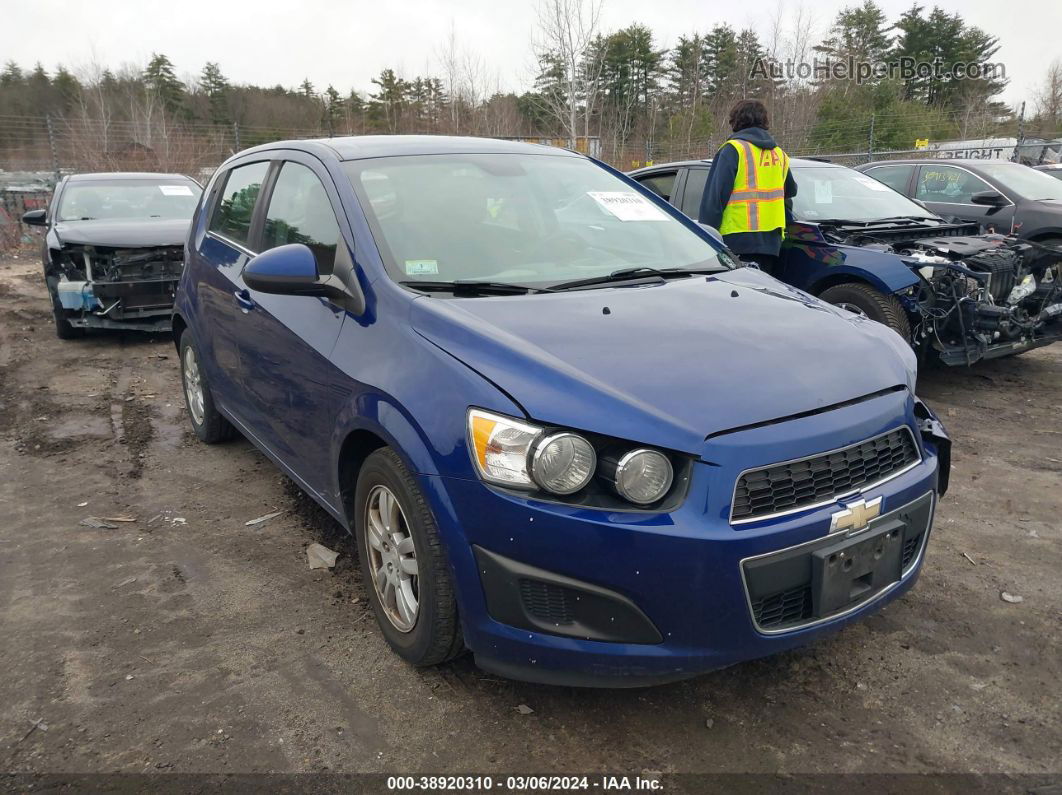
[698,127,798,256]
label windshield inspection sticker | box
[405,259,439,276]
[587,191,667,221]
[159,184,194,196]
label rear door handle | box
[234,289,255,312]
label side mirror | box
[243,243,364,314]
[21,209,47,226]
[970,190,1007,207]
[696,222,725,246]
[243,244,321,294]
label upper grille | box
[732,428,919,523]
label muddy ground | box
[0,252,1059,782]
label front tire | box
[179,333,236,444]
[52,306,83,340]
[820,282,912,343]
[354,448,463,666]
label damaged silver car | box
[22,172,202,338]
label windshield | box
[792,166,938,223]
[344,153,725,287]
[57,178,202,222]
[975,162,1062,201]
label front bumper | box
[424,391,947,687]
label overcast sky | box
[4,0,1059,111]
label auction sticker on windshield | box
[405,259,439,276]
[588,191,668,221]
[159,185,194,196]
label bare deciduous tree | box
[532,0,605,147]
[1035,59,1062,130]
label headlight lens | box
[468,409,542,487]
[530,432,596,495]
[612,449,673,504]
[467,409,676,506]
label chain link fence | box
[2,112,1060,252]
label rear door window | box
[261,162,341,275]
[680,168,709,218]
[210,161,270,248]
[635,171,678,203]
[864,165,915,194]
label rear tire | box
[820,282,912,343]
[179,332,236,444]
[354,448,463,667]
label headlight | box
[530,432,596,494]
[467,409,679,506]
[601,449,674,505]
[468,409,542,487]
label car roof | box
[236,135,581,162]
[65,172,195,182]
[629,157,843,175]
[858,159,1021,168]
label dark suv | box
[856,159,1062,249]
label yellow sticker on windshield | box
[405,260,439,276]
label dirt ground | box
[0,251,1059,782]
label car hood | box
[410,268,915,454]
[53,218,190,248]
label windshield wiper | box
[871,215,938,223]
[811,218,871,226]
[401,280,547,296]
[549,265,721,292]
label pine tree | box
[200,62,229,124]
[143,53,184,114]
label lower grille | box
[751,585,813,629]
[519,579,576,625]
[901,531,924,570]
[732,427,919,523]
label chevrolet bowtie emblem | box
[830,496,883,535]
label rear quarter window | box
[210,161,270,247]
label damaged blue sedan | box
[174,136,949,686]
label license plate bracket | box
[812,519,905,616]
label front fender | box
[326,318,525,523]
[783,236,919,296]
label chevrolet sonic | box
[173,136,950,686]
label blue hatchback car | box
[174,136,950,686]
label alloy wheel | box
[836,302,868,318]
[364,484,420,632]
[182,345,206,425]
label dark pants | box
[739,253,782,278]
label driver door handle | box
[234,289,255,312]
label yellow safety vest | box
[719,139,789,236]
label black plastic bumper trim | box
[473,546,662,644]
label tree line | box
[1,0,1060,174]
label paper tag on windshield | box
[855,176,890,191]
[159,185,193,196]
[587,191,667,221]
[814,180,833,204]
[405,259,439,276]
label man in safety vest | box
[698,100,797,275]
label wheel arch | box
[337,429,389,529]
[171,312,188,351]
[810,272,878,296]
